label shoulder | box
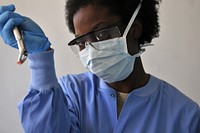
[58,71,101,95]
[147,75,200,132]
[153,75,200,117]
[59,71,98,86]
[157,76,198,107]
[59,71,96,83]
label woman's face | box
[73,4,141,55]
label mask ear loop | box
[122,0,142,53]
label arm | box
[17,50,71,133]
[0,5,79,133]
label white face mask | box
[79,1,142,83]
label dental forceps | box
[13,26,27,65]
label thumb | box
[0,4,15,14]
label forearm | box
[17,50,71,133]
[0,5,79,132]
[29,49,57,91]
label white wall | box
[0,0,199,132]
[142,0,200,104]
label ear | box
[130,19,143,40]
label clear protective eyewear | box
[68,21,124,56]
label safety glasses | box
[68,21,124,56]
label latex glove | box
[0,4,51,54]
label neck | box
[107,57,150,93]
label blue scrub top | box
[18,50,200,133]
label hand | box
[0,4,51,54]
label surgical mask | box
[79,38,141,83]
[68,1,142,83]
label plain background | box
[0,0,199,132]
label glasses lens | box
[70,33,97,56]
[70,42,85,56]
[69,25,122,56]
[95,26,121,41]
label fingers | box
[0,4,15,14]
[0,11,24,31]
[1,18,24,47]
[0,5,25,47]
[0,5,49,53]
[0,4,24,35]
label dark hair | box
[65,0,161,44]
